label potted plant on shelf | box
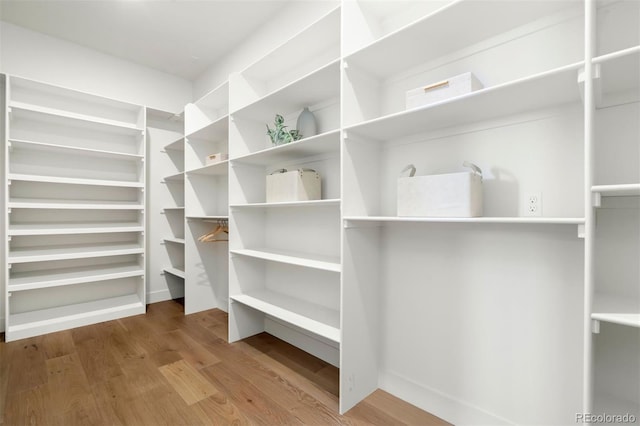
[266,114,302,146]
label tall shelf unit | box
[146,109,186,302]
[589,0,640,415]
[183,82,230,314]
[340,1,588,422]
[3,75,146,341]
[227,4,342,367]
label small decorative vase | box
[296,107,317,139]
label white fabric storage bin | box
[205,153,229,165]
[266,168,321,203]
[406,72,483,110]
[397,162,483,217]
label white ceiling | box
[0,0,290,80]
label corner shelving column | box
[146,108,185,303]
[1,74,6,333]
[184,82,230,314]
[341,1,586,422]
[227,4,341,367]
[4,75,146,341]
[588,0,640,416]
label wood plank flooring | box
[0,299,449,425]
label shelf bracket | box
[7,263,11,270]
[577,224,585,239]
[7,107,12,121]
[592,192,602,208]
[343,130,349,140]
[7,236,11,242]
[7,208,11,214]
[343,61,349,70]
[577,64,602,107]
[591,319,600,334]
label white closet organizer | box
[4,76,146,341]
[146,109,185,302]
[183,82,230,314]
[589,0,640,416]
[341,1,588,422]
[228,4,342,368]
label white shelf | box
[185,81,229,136]
[163,172,185,182]
[230,199,340,209]
[592,293,640,328]
[163,267,185,279]
[8,173,143,188]
[8,222,143,236]
[8,198,144,210]
[8,263,144,292]
[163,206,185,211]
[230,248,340,273]
[230,290,340,343]
[234,5,341,111]
[9,101,143,134]
[593,46,640,107]
[345,0,576,79]
[186,215,228,220]
[164,138,184,151]
[231,130,340,166]
[164,237,185,245]
[8,243,144,264]
[8,139,143,160]
[233,59,340,122]
[185,114,228,141]
[344,216,586,226]
[592,184,640,197]
[7,294,145,340]
[344,62,584,141]
[186,161,228,176]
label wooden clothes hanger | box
[198,220,228,242]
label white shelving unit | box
[183,82,230,315]
[1,1,637,423]
[4,75,146,341]
[339,1,589,423]
[588,0,640,415]
[228,3,342,371]
[147,108,185,305]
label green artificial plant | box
[266,114,302,146]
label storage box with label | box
[406,72,483,110]
[397,162,483,217]
[266,168,321,203]
[205,153,229,165]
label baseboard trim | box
[147,288,184,304]
[379,370,513,426]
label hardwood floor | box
[0,299,449,425]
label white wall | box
[193,0,339,100]
[0,21,192,112]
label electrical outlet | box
[524,192,542,217]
